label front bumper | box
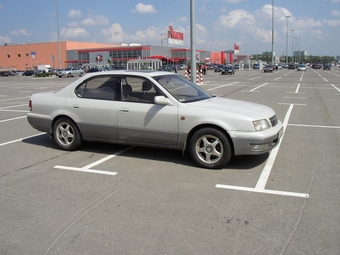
[230,121,284,155]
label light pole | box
[295,39,298,63]
[291,29,295,63]
[285,15,290,65]
[56,0,61,69]
[190,0,196,83]
[294,37,297,63]
[271,0,274,65]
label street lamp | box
[285,15,290,65]
[271,0,274,65]
[291,29,295,63]
[56,0,61,69]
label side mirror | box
[154,95,173,106]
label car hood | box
[188,96,275,120]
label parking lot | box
[0,68,339,254]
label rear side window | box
[75,76,119,100]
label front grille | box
[270,115,278,127]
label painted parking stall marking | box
[216,104,309,198]
[54,146,134,176]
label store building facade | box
[0,41,230,71]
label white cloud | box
[323,18,340,26]
[11,29,30,36]
[217,9,255,28]
[131,3,157,13]
[331,10,340,16]
[81,15,109,26]
[129,27,159,42]
[61,27,90,38]
[196,24,208,34]
[100,23,125,43]
[67,21,79,28]
[0,35,11,43]
[177,16,187,22]
[310,29,324,39]
[68,9,81,18]
[294,18,322,29]
[255,28,273,43]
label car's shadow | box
[23,134,269,170]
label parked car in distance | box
[312,63,322,69]
[158,65,173,72]
[297,64,307,71]
[58,67,84,78]
[1,70,15,77]
[27,70,283,169]
[221,65,235,75]
[323,63,331,70]
[253,63,260,69]
[263,65,274,72]
[22,70,35,76]
[233,63,240,69]
[214,64,224,72]
[178,64,187,70]
[86,67,102,73]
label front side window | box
[120,76,161,103]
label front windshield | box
[153,75,212,103]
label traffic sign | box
[30,51,36,60]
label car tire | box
[79,72,83,77]
[53,118,82,151]
[189,128,232,169]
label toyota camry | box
[27,70,283,169]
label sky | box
[0,0,340,57]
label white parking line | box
[0,96,30,102]
[207,82,239,91]
[295,83,301,93]
[54,146,134,176]
[249,76,260,80]
[331,84,340,92]
[0,104,27,109]
[216,104,309,198]
[0,133,45,147]
[0,116,27,123]
[250,83,268,92]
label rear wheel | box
[53,118,82,151]
[189,128,232,169]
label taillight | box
[29,100,32,111]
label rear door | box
[69,75,118,140]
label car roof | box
[81,70,177,79]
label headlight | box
[253,119,271,131]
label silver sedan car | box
[27,70,283,169]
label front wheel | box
[53,118,82,151]
[189,128,232,169]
